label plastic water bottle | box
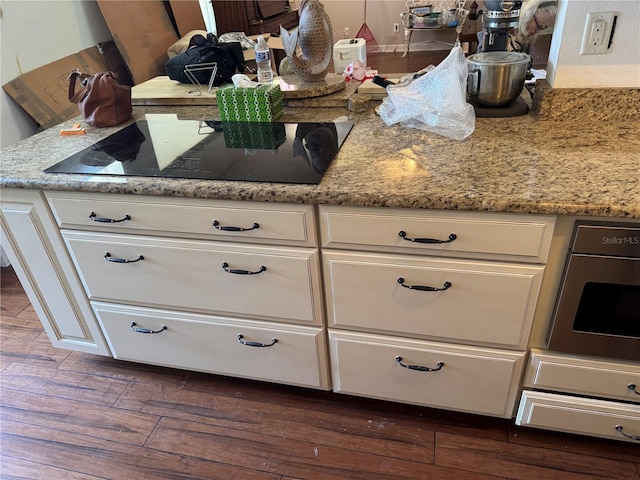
[255,36,274,84]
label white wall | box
[0,0,111,148]
[320,0,480,50]
[547,0,640,87]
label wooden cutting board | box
[356,78,400,99]
[131,76,218,105]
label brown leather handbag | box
[68,70,132,127]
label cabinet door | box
[1,190,109,354]
[62,230,324,325]
[324,251,544,348]
[517,390,640,443]
[524,350,640,403]
[320,206,555,263]
[94,302,330,389]
[46,192,317,246]
[329,330,525,418]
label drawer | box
[46,192,317,246]
[320,205,555,262]
[524,350,640,403]
[93,302,330,389]
[517,390,640,443]
[62,230,323,325]
[323,251,544,348]
[328,330,525,418]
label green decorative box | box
[222,121,286,150]
[217,84,283,122]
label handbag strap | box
[68,69,90,103]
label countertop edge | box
[3,178,637,219]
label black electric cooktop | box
[45,115,354,185]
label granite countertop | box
[2,84,639,218]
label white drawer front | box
[46,192,317,246]
[329,330,525,417]
[324,251,544,348]
[93,302,330,389]
[517,390,640,443]
[62,231,323,325]
[320,206,554,262]
[524,351,640,403]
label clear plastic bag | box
[378,42,475,140]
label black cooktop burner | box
[45,115,354,185]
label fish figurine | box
[280,0,333,83]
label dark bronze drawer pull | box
[222,262,266,275]
[628,384,640,396]
[89,212,131,223]
[398,231,457,244]
[397,278,452,291]
[213,220,260,232]
[130,322,167,334]
[615,425,640,441]
[104,252,144,263]
[395,356,444,372]
[237,334,277,347]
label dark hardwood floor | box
[1,265,639,480]
[331,49,451,75]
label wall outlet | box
[344,27,349,37]
[393,23,400,33]
[580,11,616,55]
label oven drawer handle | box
[397,278,452,292]
[395,356,444,372]
[237,334,277,348]
[89,212,131,223]
[222,262,266,275]
[130,322,167,334]
[398,231,457,244]
[615,425,640,442]
[628,384,640,396]
[104,252,144,263]
[213,220,260,232]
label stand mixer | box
[481,0,523,52]
[466,0,532,117]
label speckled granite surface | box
[532,80,640,122]
[1,98,639,218]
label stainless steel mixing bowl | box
[467,52,531,107]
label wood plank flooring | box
[334,50,450,75]
[1,265,639,480]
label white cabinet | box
[47,193,317,246]
[0,190,109,354]
[320,205,555,418]
[323,251,544,348]
[43,191,330,389]
[5,189,575,420]
[517,350,640,443]
[523,350,640,403]
[517,391,640,443]
[94,302,328,389]
[320,205,555,262]
[62,231,323,325]
[330,330,525,417]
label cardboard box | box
[96,0,179,85]
[168,0,206,38]
[2,46,109,129]
[216,84,283,122]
